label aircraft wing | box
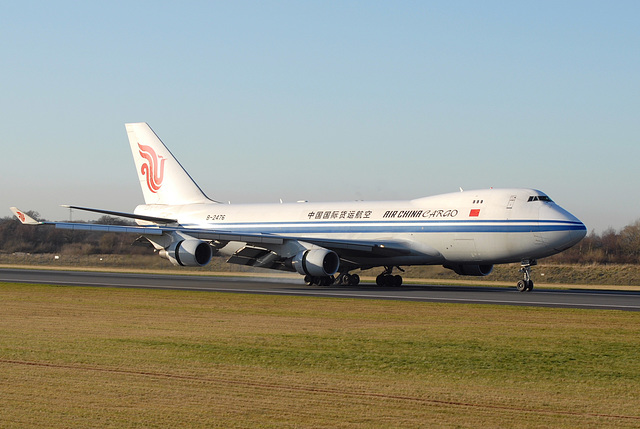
[10,207,414,259]
[10,208,166,235]
[10,208,284,245]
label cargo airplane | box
[11,123,587,291]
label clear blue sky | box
[2,1,638,233]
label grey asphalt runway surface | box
[2,268,640,311]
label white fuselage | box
[135,188,586,267]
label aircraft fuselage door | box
[506,195,517,220]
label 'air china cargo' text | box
[383,209,459,219]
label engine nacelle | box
[444,264,494,276]
[291,248,340,277]
[159,239,213,267]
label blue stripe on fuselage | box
[186,219,586,235]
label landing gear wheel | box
[305,275,335,286]
[337,273,361,286]
[321,276,335,286]
[376,272,404,287]
[517,260,537,292]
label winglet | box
[9,207,41,225]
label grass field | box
[1,282,640,428]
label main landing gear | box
[304,266,405,287]
[337,273,360,286]
[517,259,536,292]
[376,266,404,287]
[304,275,335,286]
[304,273,361,286]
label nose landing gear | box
[517,259,536,292]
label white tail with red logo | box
[125,123,213,205]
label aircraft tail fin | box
[125,123,215,205]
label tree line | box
[549,220,640,264]
[2,213,640,264]
[0,212,151,256]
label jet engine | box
[444,264,494,276]
[291,248,340,277]
[159,239,213,267]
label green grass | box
[1,283,640,427]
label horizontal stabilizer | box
[61,205,177,224]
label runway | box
[2,268,640,311]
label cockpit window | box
[528,195,553,203]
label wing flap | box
[172,230,286,245]
[50,222,164,235]
[227,246,284,270]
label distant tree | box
[595,228,618,263]
[94,215,135,226]
[0,215,146,255]
[619,220,640,263]
[25,210,44,222]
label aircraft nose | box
[539,203,587,250]
[567,221,588,247]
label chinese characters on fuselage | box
[305,209,459,220]
[307,210,372,220]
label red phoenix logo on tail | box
[138,143,166,193]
